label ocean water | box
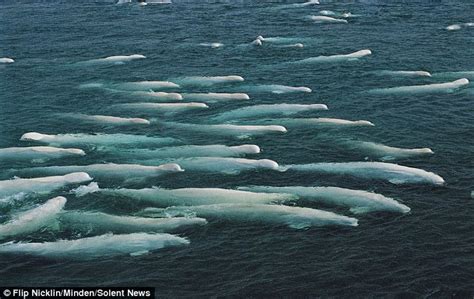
[1,0,473,297]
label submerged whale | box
[0,197,66,239]
[0,173,92,200]
[0,233,189,259]
[14,163,183,182]
[292,49,372,64]
[182,93,250,102]
[369,78,469,94]
[238,186,410,214]
[60,211,207,234]
[117,81,180,91]
[165,122,287,138]
[173,76,244,86]
[374,70,432,77]
[109,144,261,159]
[60,113,150,126]
[253,117,374,127]
[163,203,358,229]
[100,187,296,207]
[20,132,179,147]
[212,104,328,121]
[239,84,312,94]
[137,157,282,174]
[310,15,348,23]
[78,54,145,65]
[0,146,85,162]
[346,141,434,161]
[114,102,209,113]
[287,162,445,185]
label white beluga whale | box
[0,196,66,239]
[277,0,319,9]
[59,211,207,234]
[59,113,150,126]
[199,42,224,48]
[14,163,183,182]
[238,84,312,94]
[107,144,261,159]
[137,157,282,174]
[77,54,145,65]
[0,146,85,162]
[250,117,374,128]
[369,78,469,94]
[0,233,189,259]
[374,70,432,77]
[287,162,445,185]
[291,49,372,64]
[164,122,287,138]
[432,71,474,80]
[101,187,297,207]
[238,186,410,214]
[131,91,184,101]
[182,93,250,102]
[0,58,14,63]
[0,173,92,200]
[70,182,99,197]
[20,132,179,147]
[212,104,328,121]
[172,75,244,86]
[445,23,474,31]
[345,141,434,161]
[309,15,348,24]
[113,102,209,113]
[117,81,180,91]
[163,204,358,229]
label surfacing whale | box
[0,58,15,63]
[238,186,410,214]
[238,84,312,94]
[163,203,358,229]
[345,141,434,161]
[77,54,145,65]
[287,162,445,185]
[0,233,189,259]
[212,104,328,121]
[100,187,296,207]
[369,78,469,95]
[310,15,348,23]
[0,146,85,162]
[172,75,244,86]
[0,197,66,239]
[291,49,372,64]
[113,102,209,112]
[60,113,150,126]
[182,93,250,102]
[164,122,287,138]
[252,117,374,127]
[0,173,92,200]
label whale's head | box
[252,39,263,46]
[130,54,146,59]
[258,159,280,170]
[20,132,49,141]
[235,145,261,154]
[130,118,151,125]
[157,163,184,173]
[355,120,375,126]
[63,172,93,183]
[50,196,67,207]
[268,125,288,133]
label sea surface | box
[1,0,473,297]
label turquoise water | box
[0,0,473,296]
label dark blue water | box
[1,0,473,297]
